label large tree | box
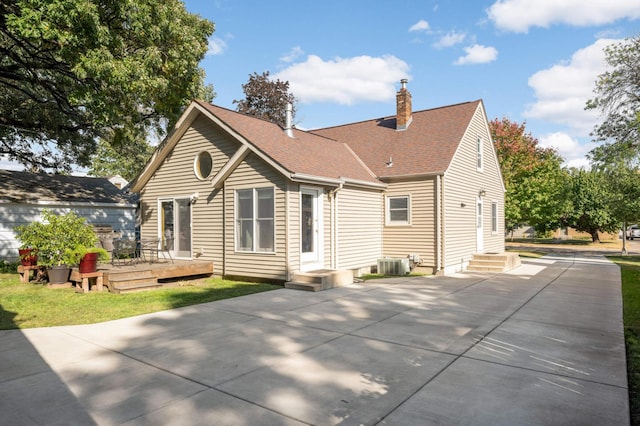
[0,0,214,173]
[565,168,620,242]
[604,164,640,252]
[490,117,568,236]
[87,138,154,181]
[233,71,297,128]
[587,35,640,165]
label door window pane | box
[302,193,314,253]
[161,201,174,250]
[176,199,191,254]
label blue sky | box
[1,0,638,172]
[190,0,640,169]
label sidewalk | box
[0,253,629,425]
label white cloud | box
[409,20,430,32]
[487,0,640,33]
[281,46,304,63]
[273,55,410,105]
[524,38,620,136]
[433,31,466,49]
[454,44,498,65]
[206,37,227,55]
[539,132,596,169]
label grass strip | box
[0,274,279,329]
[607,255,640,424]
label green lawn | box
[607,255,640,424]
[0,273,280,329]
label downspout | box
[222,184,226,277]
[328,183,343,269]
[285,182,291,280]
[438,175,445,273]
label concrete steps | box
[285,269,353,292]
[106,270,161,294]
[467,252,521,273]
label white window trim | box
[234,186,276,254]
[193,150,214,180]
[476,137,484,172]
[491,200,499,234]
[385,195,411,226]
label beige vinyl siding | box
[286,182,301,275]
[139,116,239,271]
[443,103,505,269]
[382,179,437,268]
[336,187,383,269]
[323,189,332,269]
[223,153,288,281]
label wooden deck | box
[70,260,215,293]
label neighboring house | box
[130,81,505,281]
[108,175,129,190]
[0,170,137,261]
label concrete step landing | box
[467,252,521,273]
[285,269,353,292]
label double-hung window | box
[236,187,275,252]
[386,195,410,225]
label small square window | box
[386,196,410,225]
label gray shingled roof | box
[0,170,135,204]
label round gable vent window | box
[194,151,213,180]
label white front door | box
[476,197,484,252]
[300,187,323,271]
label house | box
[130,81,506,283]
[0,170,137,261]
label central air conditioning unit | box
[377,258,410,276]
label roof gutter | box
[289,173,386,190]
[379,171,445,182]
[0,200,137,208]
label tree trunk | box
[591,230,600,243]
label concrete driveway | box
[0,253,628,425]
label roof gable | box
[196,102,380,185]
[312,100,482,178]
[131,101,381,192]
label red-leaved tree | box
[490,117,568,236]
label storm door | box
[160,198,192,258]
[300,187,323,270]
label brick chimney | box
[396,79,412,131]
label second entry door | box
[300,187,323,270]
